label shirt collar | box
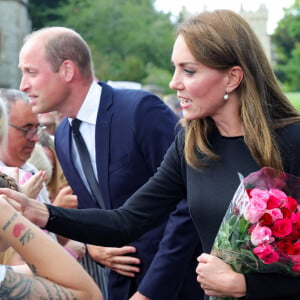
[69,81,102,125]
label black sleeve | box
[245,272,300,299]
[45,135,186,246]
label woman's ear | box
[226,66,244,92]
[60,60,75,82]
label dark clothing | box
[49,122,300,299]
[55,81,203,299]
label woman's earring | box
[224,90,229,101]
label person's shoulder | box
[114,86,158,102]
[278,123,300,139]
[278,123,300,153]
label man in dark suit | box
[18,26,203,300]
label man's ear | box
[60,60,75,82]
[226,66,244,92]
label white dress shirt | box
[70,81,101,193]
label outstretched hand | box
[0,188,49,228]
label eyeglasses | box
[9,123,46,140]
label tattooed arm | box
[0,195,102,300]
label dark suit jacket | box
[55,81,203,299]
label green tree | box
[28,0,64,30]
[33,0,176,91]
[273,0,300,91]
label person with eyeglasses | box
[8,123,46,141]
[0,88,51,207]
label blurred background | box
[0,0,299,108]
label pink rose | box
[253,244,280,264]
[251,224,274,246]
[268,208,283,222]
[272,218,293,237]
[249,188,269,202]
[244,198,267,223]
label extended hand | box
[0,188,49,228]
[196,253,246,298]
[87,244,140,277]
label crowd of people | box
[0,8,298,300]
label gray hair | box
[0,95,8,147]
[0,88,30,115]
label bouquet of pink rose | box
[210,167,300,300]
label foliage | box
[27,0,177,92]
[273,0,300,91]
[142,63,173,95]
[28,0,64,30]
[287,92,300,110]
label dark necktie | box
[71,118,105,209]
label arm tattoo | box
[27,263,37,275]
[0,267,78,299]
[2,213,18,231]
[19,229,34,246]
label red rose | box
[272,218,293,237]
[267,195,282,209]
[292,241,300,255]
[281,207,292,218]
[289,226,300,242]
[253,244,280,264]
[260,213,273,226]
[276,239,294,255]
[284,197,298,211]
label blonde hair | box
[177,10,300,171]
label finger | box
[110,255,141,266]
[111,268,136,277]
[108,246,137,256]
[6,198,22,211]
[0,188,21,199]
[197,252,212,263]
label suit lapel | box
[95,82,113,209]
[58,119,98,209]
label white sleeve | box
[0,265,7,284]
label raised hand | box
[52,185,78,208]
[19,170,46,199]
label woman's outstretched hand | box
[0,188,49,228]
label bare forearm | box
[0,197,102,299]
